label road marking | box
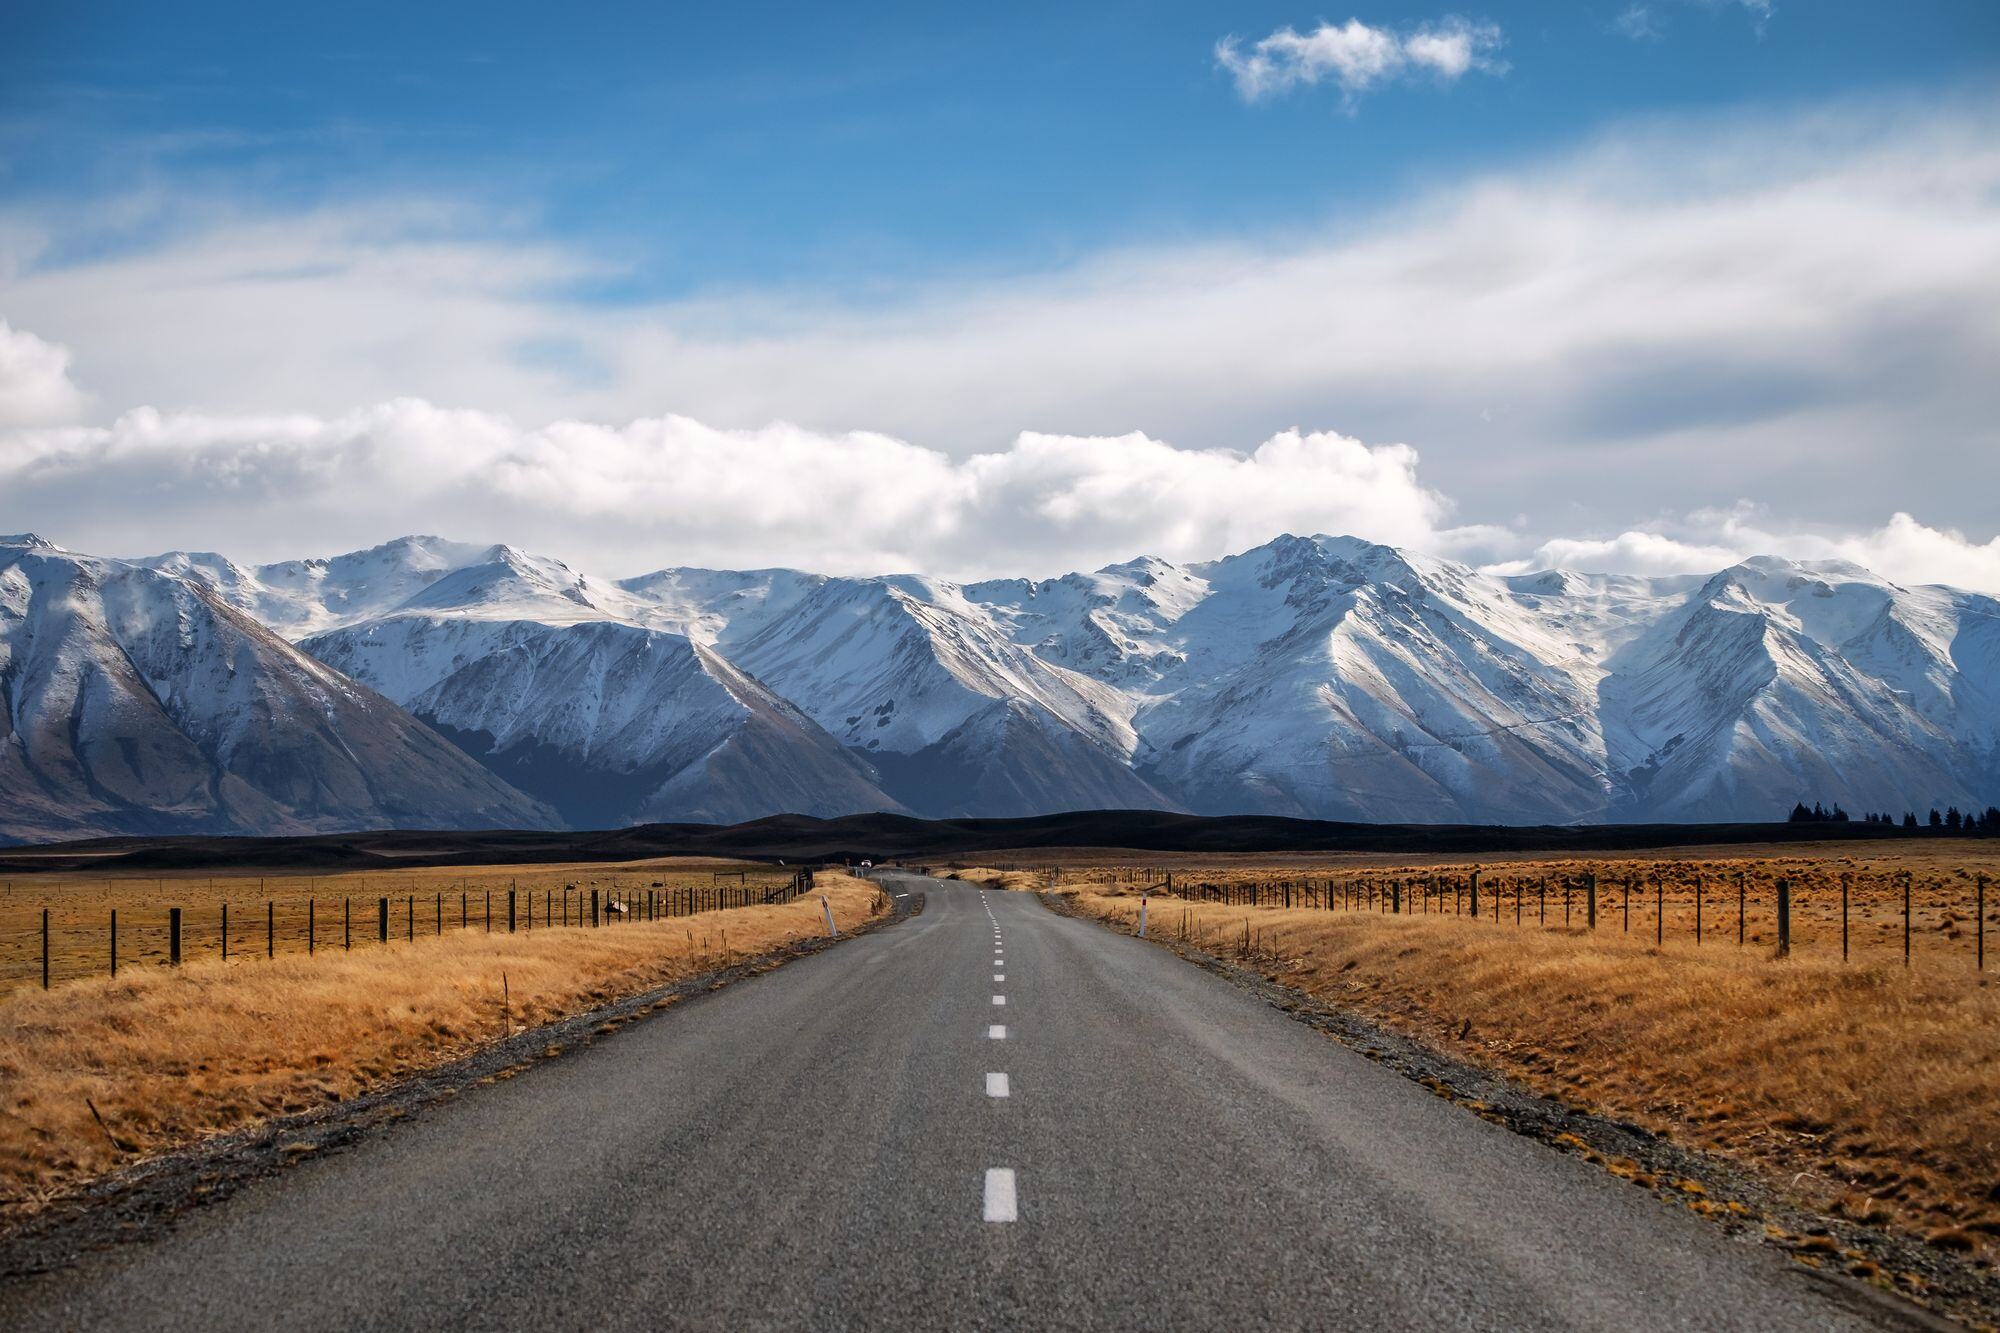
[984,1168,1018,1223]
[992,995,1006,1005]
[989,1024,1006,1039]
[986,1072,1010,1098]
[994,972,1005,981]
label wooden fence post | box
[1738,872,1745,945]
[1776,877,1791,958]
[1841,874,1849,962]
[1655,876,1663,946]
[220,904,227,962]
[1469,871,1479,920]
[344,898,351,950]
[1695,874,1703,945]
[378,896,389,945]
[1903,873,1912,968]
[407,895,414,941]
[169,907,182,966]
[1586,873,1597,930]
[268,900,275,958]
[509,889,517,933]
[110,909,117,977]
[43,908,50,989]
[309,899,315,955]
[1979,875,1986,973]
[592,889,600,927]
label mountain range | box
[3,530,1995,844]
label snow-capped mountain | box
[0,536,557,844]
[20,530,1998,840]
[302,615,906,828]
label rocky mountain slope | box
[116,531,1999,833]
[0,536,557,844]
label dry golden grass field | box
[1002,840,2000,969]
[0,868,883,1212]
[1046,843,2000,1253]
[0,857,802,994]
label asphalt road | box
[1,872,1922,1331]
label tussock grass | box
[0,873,883,1211]
[1064,886,2000,1247]
[1060,847,2000,968]
[0,856,798,994]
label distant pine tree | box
[1903,811,1920,829]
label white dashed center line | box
[994,972,1005,981]
[989,1024,1006,1039]
[986,1072,1010,1098]
[992,994,1006,1005]
[984,1168,1018,1223]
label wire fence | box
[1,867,819,993]
[1068,863,1994,973]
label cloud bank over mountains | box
[1,100,1996,587]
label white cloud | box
[0,320,87,427]
[1488,508,2000,595]
[0,400,1470,579]
[1617,0,1775,40]
[1216,17,1504,105]
[8,377,2000,594]
[1485,530,1740,577]
[2,100,1998,585]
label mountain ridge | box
[0,529,1986,840]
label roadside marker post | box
[821,896,839,937]
[1139,896,1148,938]
[1776,878,1792,958]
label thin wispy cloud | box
[1616,0,1776,41]
[1216,17,1506,106]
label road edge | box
[0,886,925,1281]
[1039,889,1983,1332]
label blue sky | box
[1,2,1998,586]
[7,0,1993,295]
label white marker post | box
[1139,895,1148,938]
[820,895,839,937]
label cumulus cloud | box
[0,400,1471,579]
[1488,508,2000,595]
[0,320,87,427]
[7,378,1999,595]
[1216,17,1505,104]
[1485,530,1741,577]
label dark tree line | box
[1790,800,2000,834]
